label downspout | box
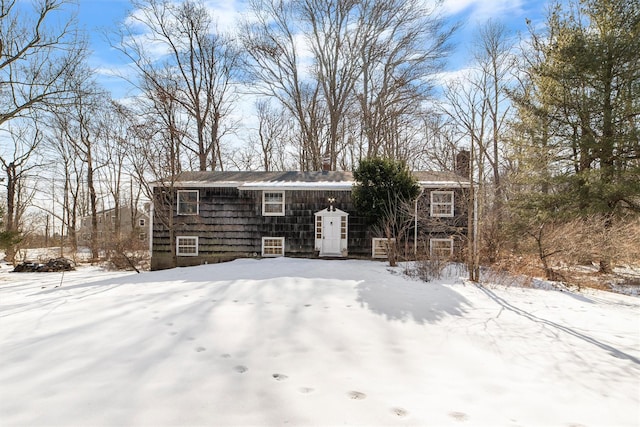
[414,188,425,257]
[149,183,154,255]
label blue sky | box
[71,0,553,98]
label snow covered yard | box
[0,258,638,427]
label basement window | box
[176,236,199,256]
[430,238,453,259]
[262,237,285,257]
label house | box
[77,206,150,248]
[150,167,471,271]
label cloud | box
[441,0,526,24]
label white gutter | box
[417,181,470,188]
[238,181,354,191]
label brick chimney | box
[322,154,331,172]
[455,150,470,178]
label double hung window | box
[177,190,199,215]
[262,191,285,216]
[430,191,454,217]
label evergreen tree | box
[352,157,420,226]
[511,0,640,271]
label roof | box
[161,170,470,190]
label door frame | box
[314,208,349,257]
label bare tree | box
[0,126,43,261]
[251,100,291,171]
[442,76,488,282]
[52,69,106,262]
[356,0,454,161]
[125,76,189,269]
[241,0,327,170]
[113,0,241,171]
[0,0,85,126]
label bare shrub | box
[103,236,150,272]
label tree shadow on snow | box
[356,280,472,324]
[478,285,640,366]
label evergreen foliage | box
[352,158,420,226]
[512,0,640,219]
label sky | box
[71,0,554,100]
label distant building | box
[77,206,149,248]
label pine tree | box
[511,0,640,272]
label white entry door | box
[322,216,341,255]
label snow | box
[1,258,639,426]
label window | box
[372,238,395,259]
[430,238,453,259]
[139,218,146,227]
[340,216,347,239]
[177,190,199,215]
[430,191,454,217]
[262,237,284,257]
[316,216,322,239]
[176,236,198,256]
[262,191,285,216]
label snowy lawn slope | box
[1,258,639,426]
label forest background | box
[0,0,638,285]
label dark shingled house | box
[149,170,470,270]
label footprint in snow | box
[347,391,366,400]
[272,373,288,381]
[449,411,468,422]
[234,365,248,373]
[391,407,408,418]
[220,353,231,359]
[195,346,206,352]
[299,387,314,394]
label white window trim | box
[176,236,199,256]
[177,190,199,215]
[372,237,395,259]
[262,191,285,216]
[262,237,285,257]
[430,238,453,259]
[139,218,146,227]
[430,191,454,217]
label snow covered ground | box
[1,258,638,426]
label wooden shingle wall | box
[151,187,371,269]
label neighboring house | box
[150,167,471,271]
[78,206,150,248]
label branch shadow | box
[478,285,640,366]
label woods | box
[0,0,638,279]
